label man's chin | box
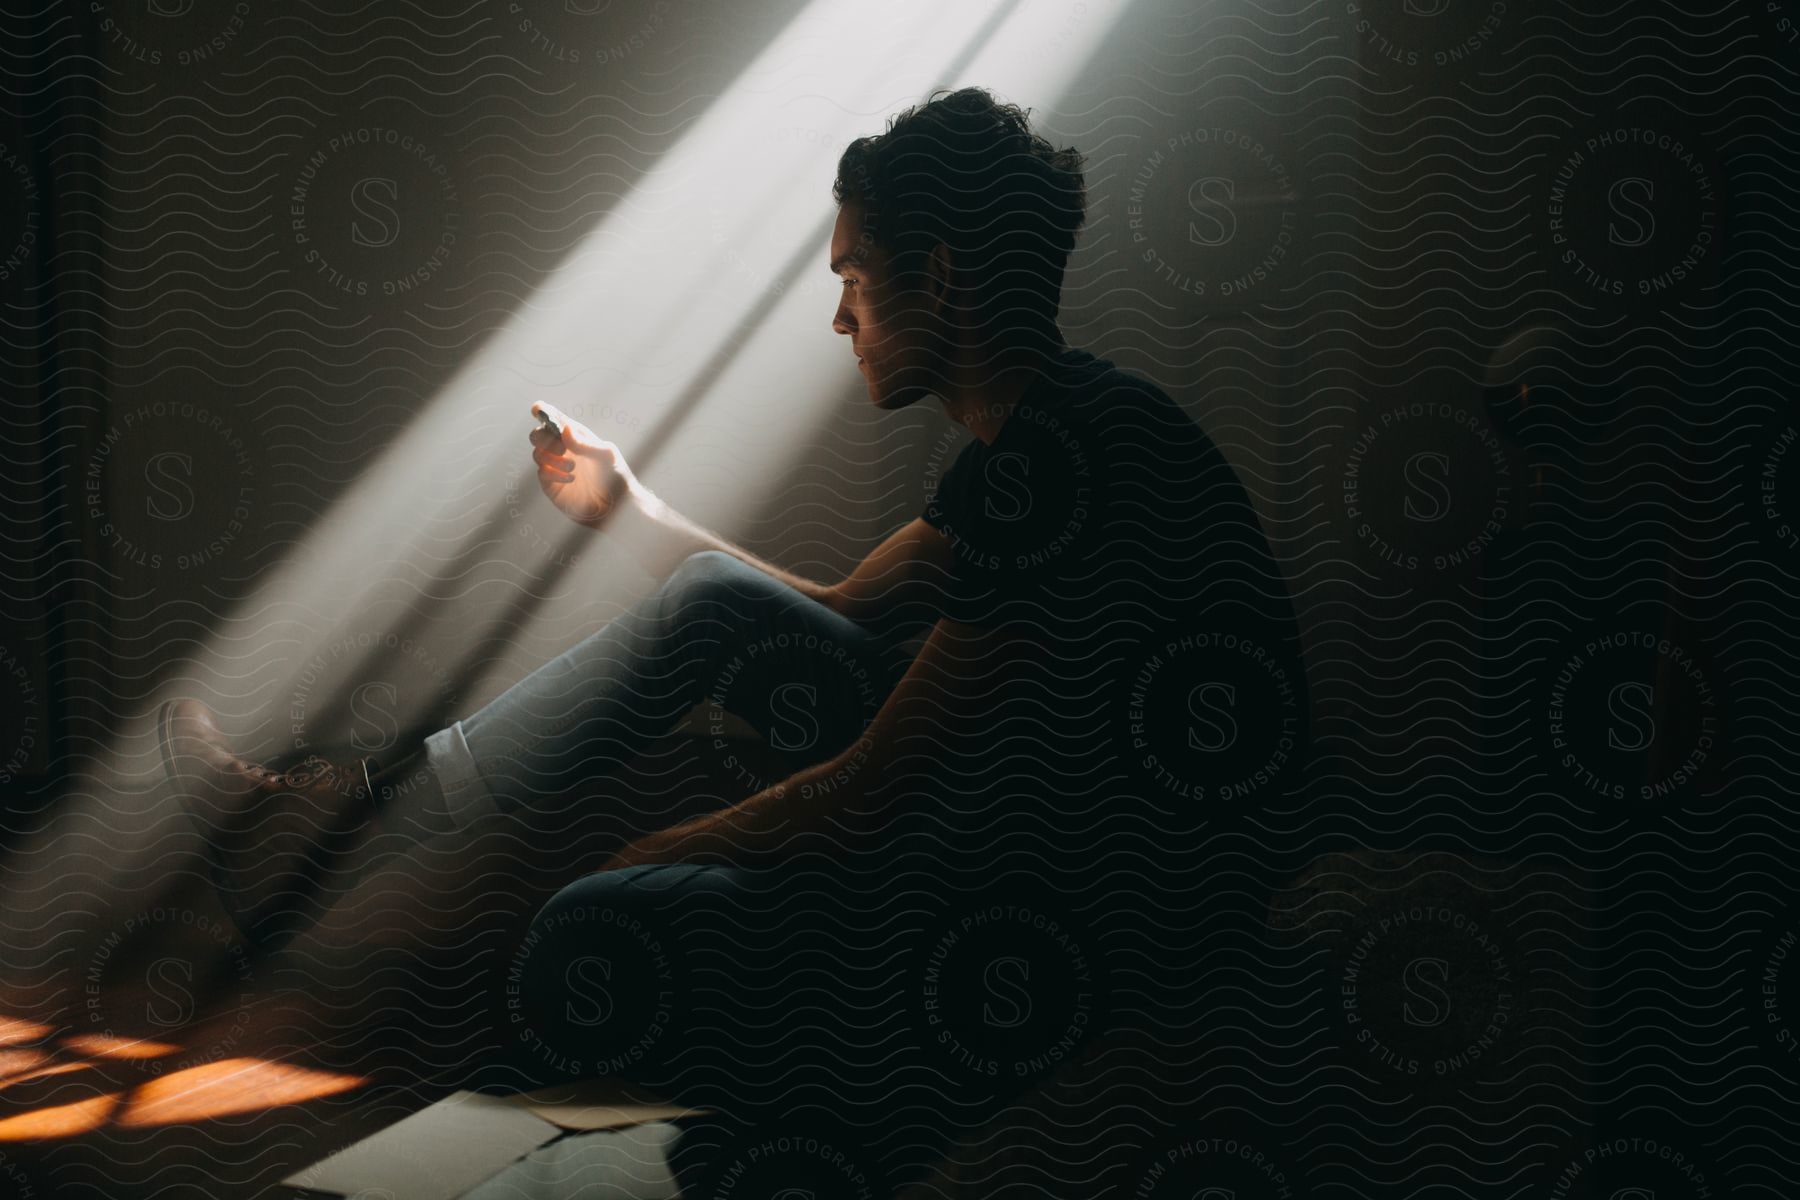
[868,378,930,411]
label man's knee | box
[509,865,713,1082]
[656,550,766,616]
[538,862,731,912]
[534,864,638,927]
[527,864,748,955]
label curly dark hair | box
[832,86,1087,356]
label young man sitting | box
[162,85,1306,1194]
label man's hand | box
[529,406,648,529]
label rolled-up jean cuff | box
[423,719,499,829]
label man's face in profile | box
[830,200,945,412]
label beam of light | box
[20,0,1138,977]
[153,0,1130,745]
[84,0,1011,774]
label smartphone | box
[531,401,571,440]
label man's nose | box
[832,303,853,337]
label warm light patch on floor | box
[60,1033,182,1061]
[0,1018,53,1048]
[0,1021,366,1141]
[118,1058,365,1128]
[0,1093,121,1141]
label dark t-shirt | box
[920,346,1297,641]
[908,347,1310,893]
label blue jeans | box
[428,552,953,1187]
[424,550,916,827]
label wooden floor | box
[0,728,792,1199]
[0,847,592,1197]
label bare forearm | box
[614,490,836,609]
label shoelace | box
[279,754,370,797]
[242,762,284,785]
